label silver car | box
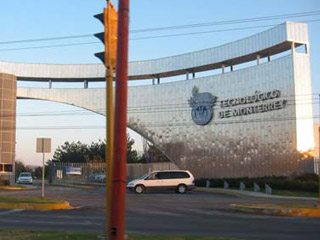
[17,172,33,184]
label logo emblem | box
[188,86,217,125]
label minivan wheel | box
[134,185,145,194]
[177,184,187,194]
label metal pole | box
[318,94,320,205]
[42,151,45,199]
[106,66,114,237]
[105,1,115,237]
[110,0,129,239]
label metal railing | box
[49,162,179,185]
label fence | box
[49,162,179,185]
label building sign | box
[188,86,217,125]
[189,87,286,125]
[219,90,286,118]
[36,138,51,153]
[65,166,82,175]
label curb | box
[230,203,320,217]
[52,183,95,189]
[0,201,71,210]
[0,185,37,191]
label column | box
[0,73,17,185]
[268,55,272,62]
[257,54,261,65]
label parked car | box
[17,172,33,184]
[88,173,106,182]
[127,170,195,194]
[94,174,106,182]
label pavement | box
[1,183,319,216]
[196,187,320,217]
[1,185,319,239]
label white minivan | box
[127,170,195,194]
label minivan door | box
[143,172,164,191]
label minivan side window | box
[158,172,172,179]
[157,171,190,179]
[177,172,190,178]
[146,173,158,180]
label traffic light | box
[94,1,118,69]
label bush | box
[195,174,319,193]
[293,173,319,182]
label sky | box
[0,0,319,166]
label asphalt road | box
[0,184,319,240]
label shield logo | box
[188,86,217,125]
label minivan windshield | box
[139,173,150,180]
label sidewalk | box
[196,187,318,201]
[196,187,320,217]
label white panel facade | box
[0,22,309,81]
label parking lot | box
[0,184,320,240]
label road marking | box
[0,209,24,215]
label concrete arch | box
[0,22,314,179]
[17,87,175,165]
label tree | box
[126,135,139,163]
[51,135,141,163]
[34,166,42,179]
[52,141,89,163]
[15,161,26,177]
[88,139,106,162]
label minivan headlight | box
[127,182,135,187]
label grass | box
[0,229,247,240]
[271,189,319,198]
[0,196,65,204]
[0,229,96,240]
[238,203,319,209]
[128,236,244,240]
[275,203,319,209]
